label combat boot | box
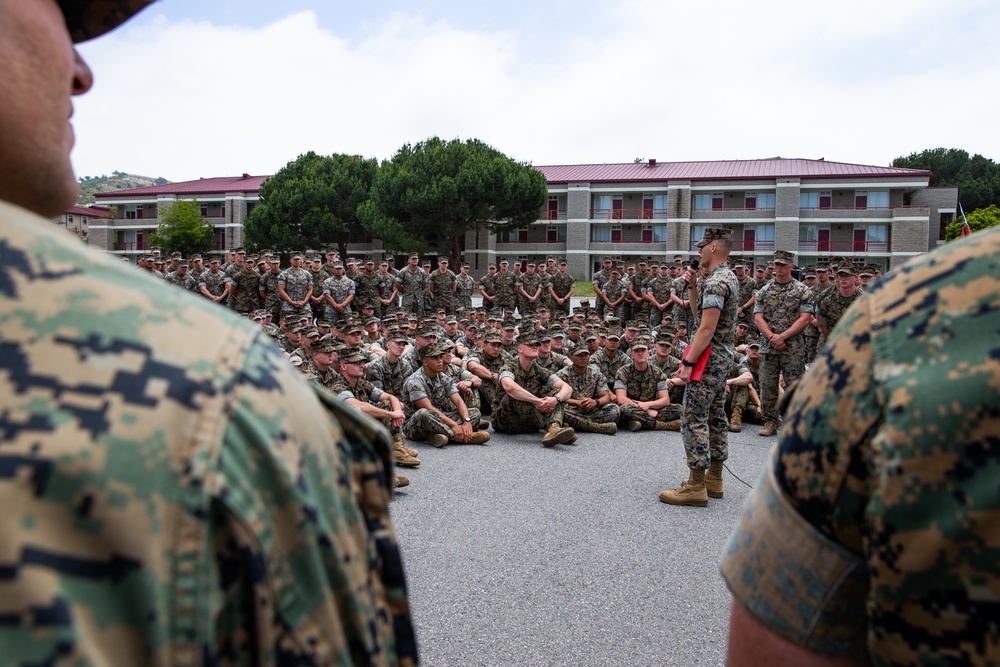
[705,460,724,499]
[393,435,420,468]
[589,421,617,436]
[467,431,491,444]
[654,419,681,431]
[427,433,449,448]
[728,408,743,433]
[394,475,409,489]
[476,419,491,431]
[542,423,576,447]
[624,420,643,432]
[659,469,708,507]
[758,420,778,437]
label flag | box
[959,203,972,237]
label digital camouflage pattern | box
[165,270,198,293]
[549,271,575,317]
[493,271,517,312]
[401,369,480,440]
[753,277,813,423]
[591,347,629,385]
[199,266,227,298]
[355,269,384,316]
[322,274,356,324]
[229,265,260,314]
[396,266,427,315]
[516,272,543,314]
[0,201,417,666]
[277,266,313,315]
[492,360,565,433]
[645,274,674,326]
[670,275,693,329]
[366,355,414,403]
[615,362,681,427]
[722,225,1000,665]
[816,286,863,335]
[428,267,456,314]
[555,364,620,430]
[455,273,476,311]
[465,350,506,412]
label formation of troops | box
[135,244,877,490]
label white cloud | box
[71,1,1000,182]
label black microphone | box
[685,259,700,285]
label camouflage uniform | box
[631,268,653,321]
[602,277,628,320]
[366,355,415,402]
[644,274,672,327]
[165,270,199,293]
[753,277,812,424]
[816,286,863,336]
[455,273,476,311]
[492,359,566,433]
[670,276,694,330]
[478,272,497,309]
[517,271,543,314]
[721,226,1000,665]
[429,267,457,314]
[278,266,313,317]
[199,266,227,299]
[465,349,505,414]
[650,352,685,405]
[556,364,620,430]
[333,375,402,436]
[591,347,629,385]
[615,362,681,427]
[396,265,427,315]
[355,269,384,318]
[230,265,260,314]
[443,360,481,411]
[493,270,517,314]
[258,269,283,321]
[0,201,417,666]
[801,283,824,364]
[681,263,739,468]
[322,273,356,325]
[549,270,575,317]
[591,269,610,319]
[223,260,243,308]
[401,368,481,440]
[535,351,569,372]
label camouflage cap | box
[290,251,305,260]
[419,341,449,358]
[747,337,762,349]
[312,334,338,353]
[343,322,363,335]
[414,323,438,338]
[483,328,503,344]
[516,331,540,346]
[696,228,733,247]
[629,337,651,351]
[501,319,517,331]
[568,345,591,356]
[773,250,796,264]
[300,326,320,338]
[388,330,410,343]
[654,332,674,345]
[340,348,368,364]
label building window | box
[866,224,888,242]
[867,190,888,208]
[692,224,710,243]
[591,226,611,243]
[757,192,775,209]
[124,205,137,220]
[801,191,832,209]
[546,225,566,243]
[67,215,74,224]
[694,193,724,210]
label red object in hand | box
[690,346,712,382]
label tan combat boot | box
[427,433,449,448]
[589,421,617,435]
[654,419,681,431]
[659,469,708,507]
[542,423,576,447]
[394,475,409,489]
[467,431,491,444]
[705,460,724,499]
[758,420,778,437]
[393,435,421,468]
[624,420,643,432]
[728,408,743,433]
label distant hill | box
[77,171,170,205]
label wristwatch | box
[682,358,696,367]
[463,417,472,423]
[555,396,562,404]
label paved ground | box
[391,421,775,667]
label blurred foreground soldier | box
[0,2,416,665]
[492,332,577,446]
[556,347,620,435]
[402,342,490,448]
[660,228,739,507]
[722,227,1000,666]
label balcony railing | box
[692,206,776,212]
[592,237,664,244]
[113,241,147,251]
[591,208,669,221]
[798,240,889,253]
[538,208,568,221]
[498,237,566,244]
[689,240,775,252]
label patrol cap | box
[559,259,567,265]
[364,316,380,326]
[61,1,155,43]
[346,257,357,265]
[696,228,733,247]
[655,332,674,345]
[858,266,874,277]
[567,322,583,331]
[419,341,449,358]
[517,332,540,346]
[629,337,651,351]
[290,252,304,260]
[438,257,449,264]
[803,266,817,278]
[414,323,438,338]
[300,326,320,339]
[747,338,762,349]
[409,252,420,260]
[583,332,599,342]
[365,257,375,265]
[605,328,622,341]
[315,318,332,328]
[736,321,749,329]
[484,328,504,343]
[388,331,410,343]
[488,263,497,269]
[176,259,188,268]
[340,348,368,364]
[189,254,201,261]
[773,250,795,265]
[501,320,517,331]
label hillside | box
[77,171,170,205]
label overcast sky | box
[71,0,1000,183]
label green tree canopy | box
[244,152,378,259]
[944,204,1000,241]
[359,137,548,263]
[892,148,1000,212]
[149,199,214,256]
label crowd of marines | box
[134,244,877,491]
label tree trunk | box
[338,233,349,264]
[451,229,463,268]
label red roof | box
[66,205,111,217]
[535,159,930,183]
[94,175,269,198]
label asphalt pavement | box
[391,420,775,667]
